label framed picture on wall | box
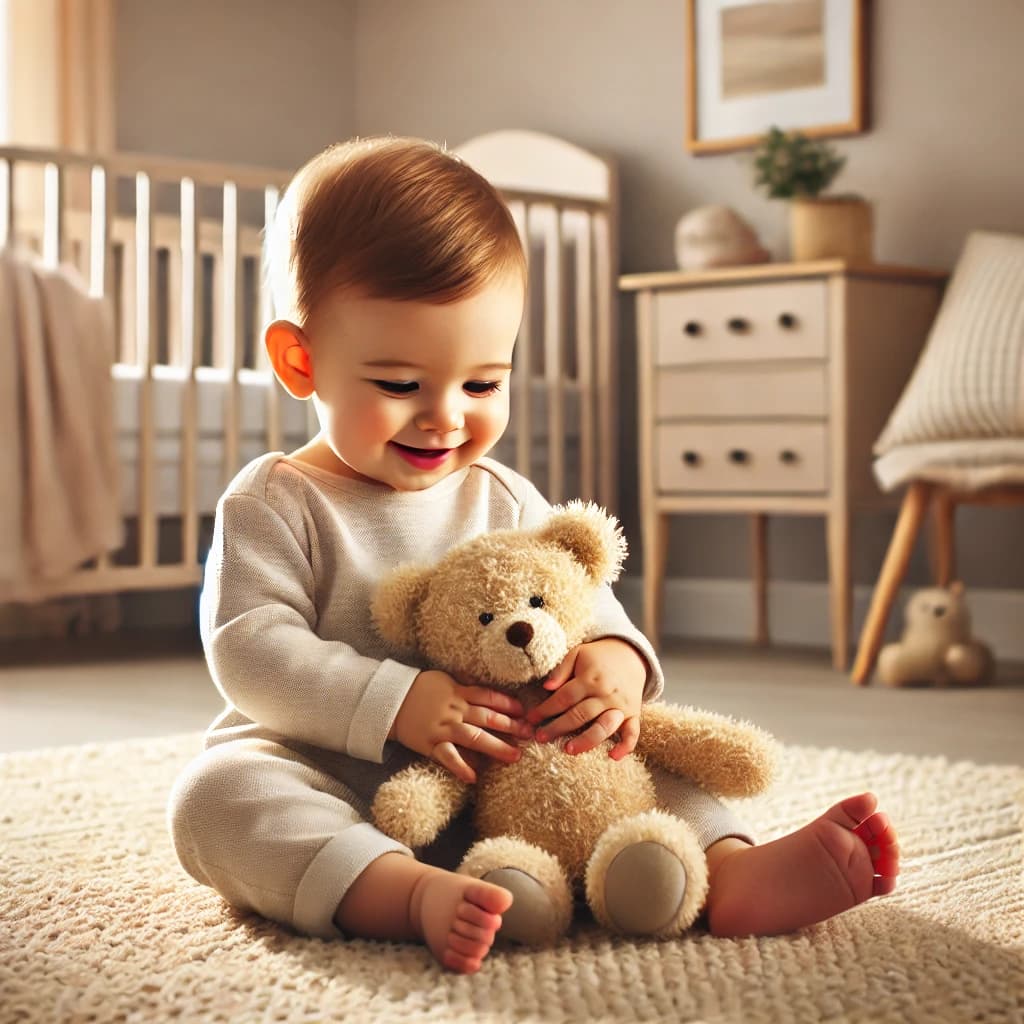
[685,0,869,155]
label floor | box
[2,631,1021,766]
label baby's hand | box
[390,669,533,783]
[527,638,646,759]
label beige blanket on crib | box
[0,248,121,600]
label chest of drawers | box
[620,261,947,668]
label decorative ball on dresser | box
[674,205,771,271]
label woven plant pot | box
[790,196,873,262]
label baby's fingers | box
[454,723,523,765]
[564,709,626,756]
[464,705,534,740]
[432,741,477,784]
[608,716,641,760]
[463,685,525,719]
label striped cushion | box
[873,231,1024,490]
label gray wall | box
[112,0,1024,593]
[115,0,357,169]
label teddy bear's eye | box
[479,612,494,626]
[530,595,544,608]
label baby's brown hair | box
[267,136,527,325]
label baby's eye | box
[371,379,418,395]
[479,612,494,625]
[464,380,501,396]
[529,595,544,608]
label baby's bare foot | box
[409,868,513,973]
[706,792,900,937]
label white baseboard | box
[618,576,1024,663]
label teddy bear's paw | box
[371,765,468,849]
[585,810,708,938]
[639,704,778,798]
[458,837,572,946]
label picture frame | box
[685,0,869,155]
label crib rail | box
[2,136,618,600]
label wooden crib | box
[0,130,619,602]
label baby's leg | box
[334,853,511,973]
[169,737,511,972]
[704,792,900,937]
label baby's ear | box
[371,564,431,651]
[535,500,627,584]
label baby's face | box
[303,272,524,491]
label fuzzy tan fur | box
[371,500,778,945]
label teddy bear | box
[369,500,778,946]
[876,581,993,687]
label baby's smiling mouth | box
[389,442,457,469]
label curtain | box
[5,0,114,152]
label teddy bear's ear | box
[535,499,627,584]
[371,563,431,651]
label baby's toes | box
[854,811,900,877]
[448,930,494,960]
[454,916,499,946]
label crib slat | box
[221,181,243,483]
[180,177,201,570]
[509,200,532,481]
[88,165,112,299]
[574,212,596,503]
[135,172,158,569]
[592,210,615,511]
[42,162,64,268]
[542,204,565,504]
[0,158,12,248]
[263,186,283,453]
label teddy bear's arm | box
[635,703,778,798]
[371,762,471,849]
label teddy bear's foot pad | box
[483,868,567,946]
[603,842,688,934]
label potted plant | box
[752,126,873,263]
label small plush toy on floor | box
[877,581,994,687]
[370,501,778,946]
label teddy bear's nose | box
[506,621,534,649]
[933,607,946,617]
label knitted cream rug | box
[1,734,1022,1024]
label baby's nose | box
[506,621,534,649]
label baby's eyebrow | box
[361,360,513,373]
[362,360,420,370]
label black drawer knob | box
[683,320,702,336]
[727,317,750,333]
[778,312,798,329]
[728,448,750,465]
[779,449,799,464]
[682,450,701,466]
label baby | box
[168,136,899,974]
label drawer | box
[655,280,828,366]
[656,421,828,494]
[654,363,828,419]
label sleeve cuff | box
[346,659,419,763]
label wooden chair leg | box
[930,489,956,586]
[750,513,769,646]
[851,481,933,685]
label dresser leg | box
[750,513,769,646]
[851,482,933,684]
[826,507,852,671]
[642,512,668,647]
